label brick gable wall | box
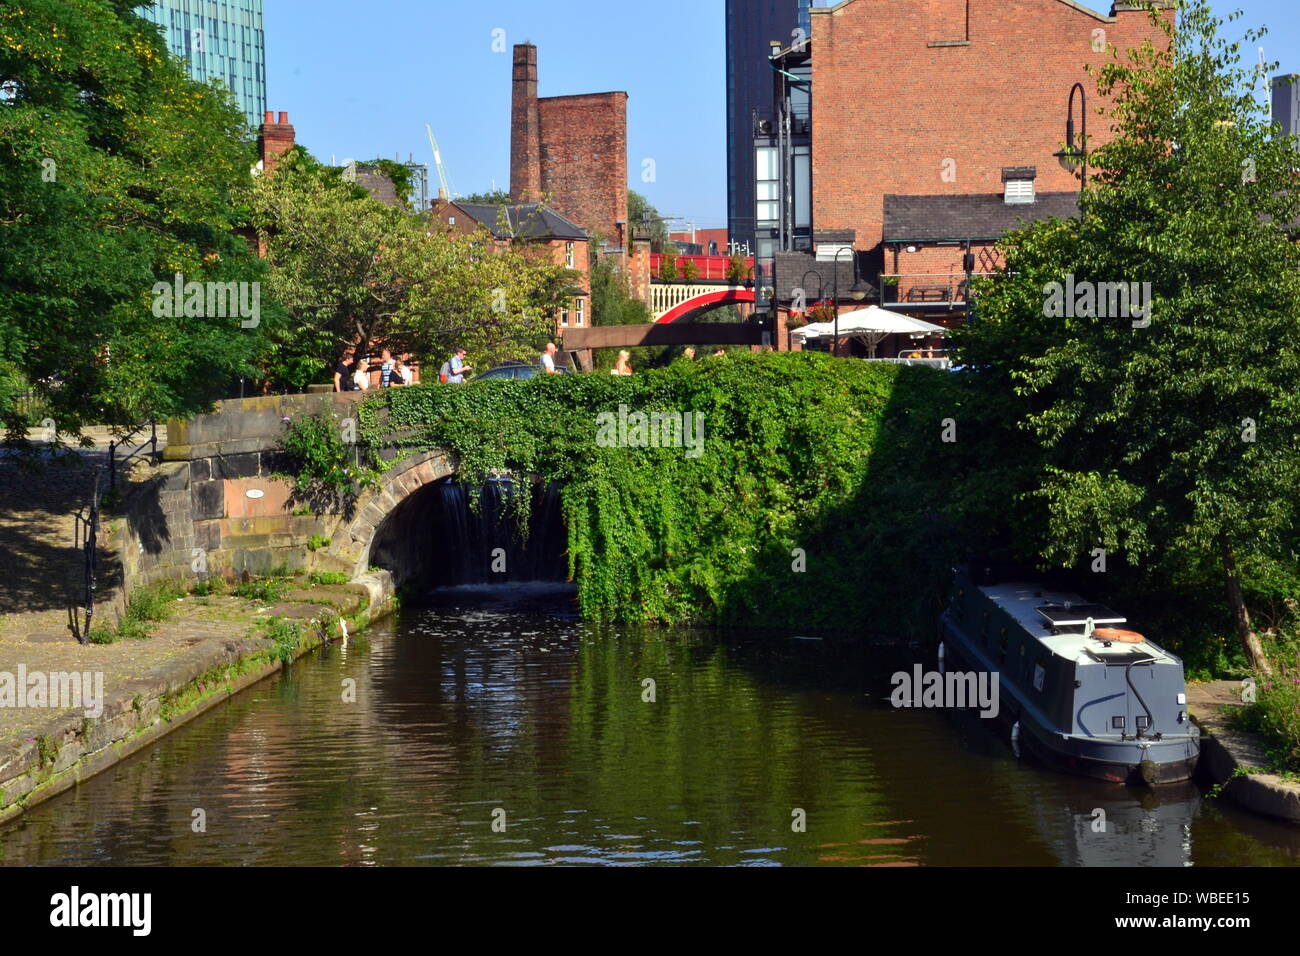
[811,0,1173,254]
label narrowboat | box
[938,566,1200,785]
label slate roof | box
[882,192,1080,242]
[455,202,590,241]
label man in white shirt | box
[541,342,560,374]
[449,348,471,383]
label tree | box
[629,190,671,243]
[589,256,652,327]
[0,0,274,436]
[251,148,579,375]
[726,255,752,285]
[960,1,1300,673]
[458,188,511,205]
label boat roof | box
[978,582,1174,665]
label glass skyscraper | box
[136,1,267,128]
[725,0,804,254]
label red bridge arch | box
[655,288,756,324]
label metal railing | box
[879,272,997,308]
[72,469,101,645]
[108,421,157,492]
[651,254,754,283]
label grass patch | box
[1229,670,1300,777]
[89,580,186,643]
[233,573,292,604]
[307,571,349,587]
[259,617,303,665]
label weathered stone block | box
[214,452,261,480]
[191,481,224,520]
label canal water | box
[2,583,1297,866]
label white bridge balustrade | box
[650,283,742,322]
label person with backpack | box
[441,348,471,384]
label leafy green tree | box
[657,253,678,283]
[458,188,511,205]
[629,190,670,243]
[0,0,275,436]
[961,1,1299,673]
[251,148,579,376]
[589,256,651,327]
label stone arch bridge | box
[125,394,463,594]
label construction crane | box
[425,124,455,200]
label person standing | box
[333,349,356,392]
[379,349,396,388]
[541,342,560,375]
[612,350,633,376]
[449,348,471,383]
[352,357,370,391]
[682,347,696,361]
[395,355,414,386]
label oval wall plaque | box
[246,489,265,499]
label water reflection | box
[1,591,1297,866]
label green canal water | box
[2,584,1297,866]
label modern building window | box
[756,147,780,229]
[793,145,811,229]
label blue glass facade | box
[725,0,803,254]
[136,1,266,128]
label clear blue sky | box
[263,0,1300,233]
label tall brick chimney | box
[511,45,542,202]
[258,110,296,174]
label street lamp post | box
[1054,81,1088,190]
[832,247,870,356]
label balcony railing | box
[879,272,997,308]
[651,254,753,283]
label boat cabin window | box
[1111,716,1125,730]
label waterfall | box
[423,480,568,587]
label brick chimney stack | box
[258,109,296,174]
[510,44,542,202]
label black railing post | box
[79,468,101,645]
[108,440,117,492]
[149,420,157,457]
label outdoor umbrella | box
[796,306,947,357]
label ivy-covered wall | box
[351,353,986,638]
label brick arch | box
[329,449,457,577]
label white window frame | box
[1004,179,1035,204]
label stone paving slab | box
[0,585,375,823]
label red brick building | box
[809,0,1173,255]
[428,199,593,333]
[669,228,731,256]
[510,44,630,260]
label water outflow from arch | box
[370,478,569,593]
